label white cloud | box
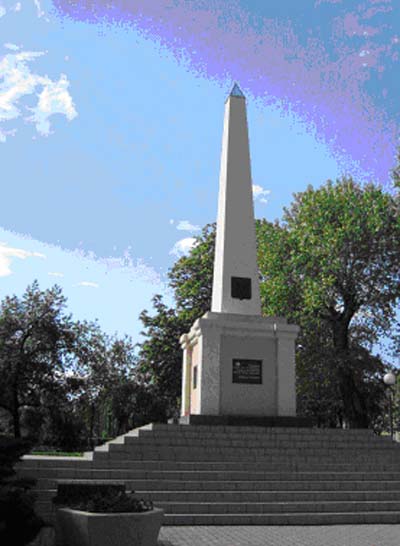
[252,184,271,204]
[33,0,44,18]
[99,249,159,282]
[169,219,174,225]
[0,128,17,142]
[0,50,46,121]
[0,48,77,141]
[77,281,99,288]
[48,271,64,277]
[14,3,21,12]
[27,73,78,136]
[70,246,162,286]
[169,237,197,257]
[0,6,6,18]
[4,43,19,51]
[176,220,201,232]
[0,242,46,277]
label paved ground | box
[31,524,400,546]
[158,525,400,546]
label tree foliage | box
[168,224,216,323]
[0,281,75,438]
[258,177,400,426]
[0,282,139,446]
[50,324,141,448]
[259,178,400,332]
[136,295,188,419]
[135,224,217,419]
[391,146,400,189]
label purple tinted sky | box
[53,0,399,187]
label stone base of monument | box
[180,312,300,418]
[174,414,315,427]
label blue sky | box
[0,0,399,356]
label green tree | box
[0,282,140,448]
[136,224,216,418]
[64,323,138,448]
[0,281,76,438]
[66,320,110,448]
[106,336,139,435]
[168,223,216,323]
[136,295,188,418]
[391,147,400,189]
[257,177,400,427]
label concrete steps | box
[36,458,393,470]
[19,468,400,478]
[34,488,400,503]
[156,500,400,514]
[92,446,400,460]
[15,423,400,525]
[163,511,400,525]
[128,479,400,492]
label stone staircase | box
[16,423,400,525]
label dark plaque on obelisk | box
[231,277,252,300]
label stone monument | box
[179,84,300,424]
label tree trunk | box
[12,383,21,438]
[337,364,369,428]
[117,415,129,436]
[12,406,21,438]
[332,320,349,352]
[89,404,96,449]
[331,318,369,429]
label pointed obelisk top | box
[229,82,245,98]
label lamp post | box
[383,372,396,440]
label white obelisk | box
[179,84,299,420]
[211,83,261,315]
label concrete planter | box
[55,507,164,546]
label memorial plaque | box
[232,359,262,384]
[231,276,252,300]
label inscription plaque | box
[231,276,252,300]
[232,359,262,384]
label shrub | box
[53,482,153,513]
[40,410,87,452]
[0,436,43,546]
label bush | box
[69,491,153,513]
[53,483,153,513]
[40,410,87,452]
[0,436,43,546]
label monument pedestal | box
[180,312,299,418]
